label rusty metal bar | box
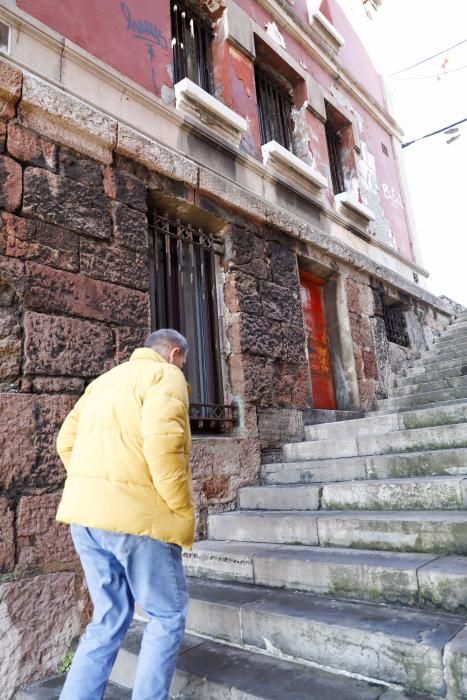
[255,64,293,150]
[325,122,345,195]
[170,0,212,94]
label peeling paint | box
[292,103,313,166]
[265,21,286,50]
[161,84,175,105]
[230,47,254,98]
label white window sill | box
[174,77,247,147]
[262,140,328,190]
[307,5,345,52]
[335,192,375,222]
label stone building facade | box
[0,0,452,696]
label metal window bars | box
[325,122,346,195]
[148,215,236,433]
[255,65,293,150]
[171,0,213,94]
[383,305,410,347]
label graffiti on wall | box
[381,183,404,210]
[120,2,168,92]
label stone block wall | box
[345,273,449,404]
[224,226,311,447]
[0,79,310,694]
[0,111,151,696]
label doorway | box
[300,271,337,410]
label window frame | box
[325,118,346,196]
[255,63,294,151]
[171,0,213,95]
[148,213,236,434]
[382,303,410,347]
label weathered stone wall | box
[0,109,151,696]
[346,272,449,404]
[0,71,155,697]
[224,225,311,452]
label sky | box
[363,0,467,305]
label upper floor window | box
[171,0,213,94]
[148,213,236,433]
[325,119,345,195]
[255,64,293,151]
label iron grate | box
[383,305,410,347]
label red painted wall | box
[18,0,172,96]
[17,0,415,262]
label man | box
[55,329,195,700]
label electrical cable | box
[388,39,466,76]
[402,117,467,148]
[392,65,467,80]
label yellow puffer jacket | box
[56,348,195,549]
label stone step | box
[421,347,467,364]
[377,387,467,411]
[305,402,467,441]
[207,509,467,553]
[284,422,467,462]
[240,477,467,512]
[322,475,467,511]
[407,356,467,374]
[396,365,466,387]
[433,333,467,349]
[111,623,424,700]
[239,484,320,510]
[302,408,364,425]
[439,322,467,337]
[186,578,464,696]
[391,375,467,398]
[184,540,467,613]
[375,397,467,416]
[14,677,130,699]
[263,456,367,484]
[262,448,467,484]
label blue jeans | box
[60,526,188,700]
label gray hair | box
[144,329,188,355]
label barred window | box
[255,65,293,150]
[171,0,213,94]
[383,304,410,347]
[148,215,236,433]
[325,120,345,195]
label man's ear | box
[168,346,179,365]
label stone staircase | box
[18,311,467,699]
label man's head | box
[144,329,188,370]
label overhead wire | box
[401,117,467,148]
[392,65,467,80]
[388,39,466,76]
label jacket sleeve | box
[56,395,84,469]
[141,367,193,516]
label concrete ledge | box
[0,57,22,120]
[335,192,375,222]
[18,73,117,164]
[307,5,345,52]
[198,167,448,314]
[262,140,328,190]
[116,123,199,186]
[175,77,247,147]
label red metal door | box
[300,272,336,410]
